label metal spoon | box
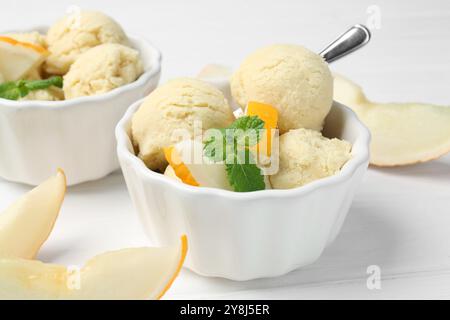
[320,24,371,63]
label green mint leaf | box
[0,87,21,100]
[0,81,19,93]
[204,115,265,160]
[0,80,27,100]
[230,115,265,131]
[17,81,30,97]
[225,161,265,192]
[204,115,267,192]
[231,116,265,147]
[204,128,226,160]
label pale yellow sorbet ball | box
[63,43,143,99]
[45,11,128,75]
[131,78,235,172]
[231,44,333,133]
[270,128,351,189]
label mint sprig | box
[0,76,63,100]
[204,115,266,192]
[204,115,264,160]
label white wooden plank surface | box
[0,0,449,299]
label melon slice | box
[333,74,450,166]
[0,36,48,82]
[0,170,66,259]
[0,236,187,300]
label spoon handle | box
[320,24,371,63]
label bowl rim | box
[0,26,162,109]
[116,98,371,200]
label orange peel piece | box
[157,235,188,299]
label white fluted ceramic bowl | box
[0,27,161,186]
[116,100,370,280]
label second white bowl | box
[0,31,161,186]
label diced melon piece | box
[0,36,48,82]
[164,140,232,190]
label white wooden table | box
[1,0,449,299]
